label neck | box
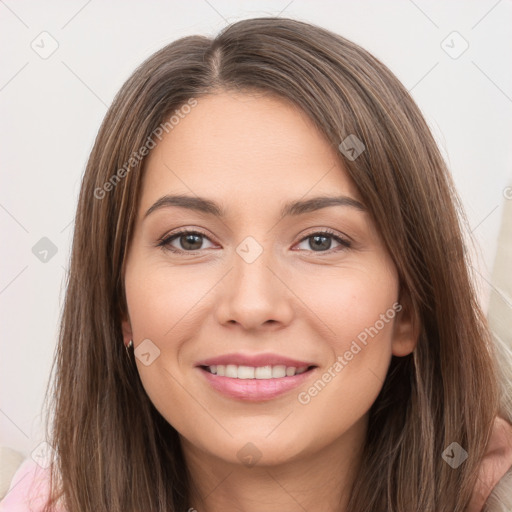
[182,414,367,512]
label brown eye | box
[295,230,351,253]
[157,230,214,253]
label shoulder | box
[0,458,65,512]
[468,415,512,512]
[484,468,512,512]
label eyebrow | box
[144,194,366,220]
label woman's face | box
[122,91,415,467]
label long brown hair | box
[43,17,503,511]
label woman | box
[2,16,511,512]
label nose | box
[214,239,294,331]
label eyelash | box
[156,228,352,255]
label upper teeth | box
[208,364,309,379]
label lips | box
[196,352,318,401]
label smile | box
[198,364,317,401]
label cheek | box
[123,263,218,420]
[125,262,214,341]
[292,266,398,423]
[123,264,201,432]
[298,263,399,351]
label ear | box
[391,288,420,357]
[121,312,133,347]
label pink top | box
[1,417,511,511]
[0,458,64,512]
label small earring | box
[125,339,133,356]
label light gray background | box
[1,0,511,458]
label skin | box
[121,91,417,512]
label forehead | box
[140,92,361,213]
